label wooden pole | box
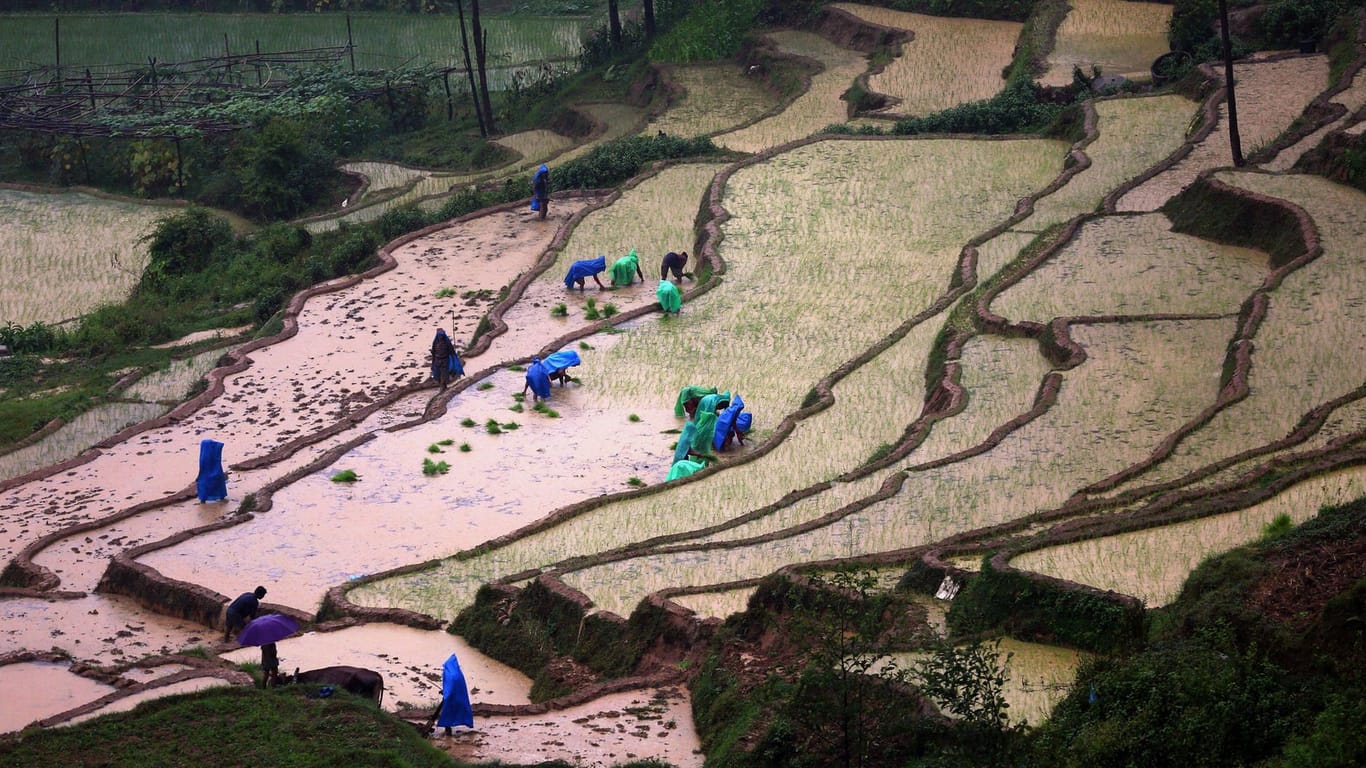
[443,70,453,120]
[255,40,263,86]
[175,137,184,193]
[347,15,356,72]
[85,68,95,109]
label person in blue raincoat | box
[564,256,606,290]
[196,438,228,502]
[523,356,553,402]
[430,653,474,735]
[530,164,550,220]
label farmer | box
[660,250,689,281]
[610,249,645,286]
[564,256,607,290]
[261,642,281,687]
[224,586,267,642]
[430,329,462,391]
[523,356,553,403]
[530,164,550,220]
[657,279,681,314]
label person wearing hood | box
[523,356,553,402]
[530,164,550,220]
[610,249,644,286]
[430,328,462,391]
[657,279,681,314]
[564,256,607,290]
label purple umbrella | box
[237,614,299,647]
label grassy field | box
[0,12,585,73]
[643,62,780,138]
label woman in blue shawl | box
[564,256,606,290]
[523,356,552,402]
[530,164,549,220]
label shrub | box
[553,134,719,191]
[139,207,236,289]
[377,205,432,241]
[891,80,1063,136]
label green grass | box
[0,686,453,768]
[435,287,456,298]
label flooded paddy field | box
[6,4,1366,760]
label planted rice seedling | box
[477,382,495,391]
[427,443,444,453]
[485,419,502,435]
[642,63,780,138]
[501,422,520,431]
[437,439,454,446]
[1039,0,1173,87]
[1024,94,1196,229]
[833,4,1022,116]
[579,341,593,350]
[627,477,645,487]
[629,414,641,422]
[713,30,869,153]
[551,303,568,317]
[1119,56,1330,212]
[0,190,174,325]
[434,287,456,299]
[993,213,1269,323]
[509,403,524,412]
[459,443,472,452]
[460,418,477,427]
[330,469,359,482]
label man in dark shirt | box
[661,251,689,281]
[224,586,267,641]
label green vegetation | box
[551,302,569,317]
[628,413,641,422]
[434,287,456,298]
[477,381,495,391]
[330,469,359,482]
[427,443,444,453]
[0,686,453,768]
[460,417,477,427]
[421,457,450,475]
[627,476,645,487]
[459,442,472,452]
[485,418,502,434]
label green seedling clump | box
[422,458,450,476]
[509,403,524,412]
[627,477,645,487]
[485,419,502,434]
[629,413,641,422]
[584,298,601,321]
[509,364,526,372]
[435,287,456,298]
[330,469,359,482]
[460,417,477,427]
[477,382,494,391]
[459,443,472,452]
[501,421,520,430]
[438,439,454,445]
[602,303,619,318]
[532,401,560,418]
[427,443,444,453]
[551,303,568,317]
[512,392,526,402]
[579,341,593,350]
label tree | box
[455,0,486,137]
[471,0,496,134]
[643,0,656,41]
[608,0,622,47]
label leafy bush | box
[1259,0,1352,46]
[890,80,1063,136]
[139,207,236,289]
[377,206,433,242]
[226,118,338,221]
[649,0,766,63]
[553,134,720,191]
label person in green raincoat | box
[657,280,681,314]
[610,249,644,286]
[689,391,729,456]
[667,459,706,481]
[674,385,717,419]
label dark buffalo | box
[281,666,384,706]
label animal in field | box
[279,665,384,706]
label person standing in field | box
[610,249,645,286]
[530,164,550,220]
[224,586,267,642]
[660,250,689,281]
[430,328,460,391]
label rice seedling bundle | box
[713,31,869,153]
[833,3,1022,116]
[0,190,167,325]
[0,402,167,484]
[993,213,1269,323]
[0,13,583,73]
[669,586,756,619]
[643,63,780,139]
[1014,466,1366,606]
[1118,56,1330,212]
[876,638,1088,726]
[122,348,227,403]
[1025,94,1195,229]
[1039,0,1173,87]
[1111,172,1366,491]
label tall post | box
[347,14,356,72]
[54,17,61,83]
[175,137,184,193]
[224,33,233,83]
[456,0,486,136]
[1218,0,1244,166]
[255,40,263,86]
[85,68,96,109]
[443,70,453,120]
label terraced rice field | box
[1040,0,1173,87]
[833,3,1021,116]
[6,5,1366,751]
[643,63,780,138]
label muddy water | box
[219,623,531,711]
[0,661,116,733]
[0,594,217,666]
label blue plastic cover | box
[525,357,552,399]
[437,653,474,728]
[713,394,745,450]
[196,439,227,502]
[530,164,549,211]
[543,350,581,375]
[564,256,606,288]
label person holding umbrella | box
[237,613,300,688]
